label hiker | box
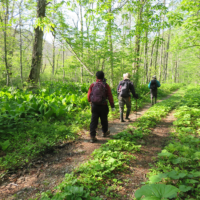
[148,75,161,105]
[117,73,138,122]
[87,71,115,143]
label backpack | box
[119,81,129,97]
[90,82,107,105]
[150,80,157,90]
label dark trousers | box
[150,89,157,104]
[90,104,109,138]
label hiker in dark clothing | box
[117,73,138,122]
[148,75,161,105]
[87,71,115,143]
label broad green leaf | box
[142,197,160,200]
[158,150,174,158]
[179,185,192,192]
[149,173,167,183]
[135,184,179,200]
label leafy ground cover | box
[135,86,200,200]
[0,82,182,173]
[38,86,185,200]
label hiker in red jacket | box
[87,71,115,143]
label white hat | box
[123,73,131,79]
[152,75,156,79]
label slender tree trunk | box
[175,54,178,83]
[62,44,65,81]
[159,0,165,82]
[154,33,160,74]
[163,41,166,82]
[19,2,23,85]
[28,0,47,85]
[80,4,83,83]
[133,0,144,86]
[164,27,171,82]
[149,39,156,80]
[144,29,149,84]
[108,4,113,87]
[52,36,55,75]
[2,0,10,86]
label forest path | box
[0,91,177,200]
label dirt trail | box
[0,92,177,200]
[111,110,176,200]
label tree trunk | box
[19,2,23,85]
[154,33,160,74]
[52,35,55,75]
[159,0,165,82]
[28,0,47,85]
[144,29,149,84]
[133,0,144,87]
[62,44,65,81]
[108,5,113,87]
[149,39,156,80]
[164,27,171,82]
[1,0,10,86]
[80,4,83,83]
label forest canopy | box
[0,0,199,87]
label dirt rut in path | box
[0,93,176,200]
[103,111,176,200]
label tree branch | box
[184,45,200,49]
[65,41,94,76]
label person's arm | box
[129,82,138,99]
[87,84,94,102]
[117,82,122,92]
[148,81,151,89]
[106,84,114,108]
[156,80,161,87]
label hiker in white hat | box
[117,73,138,122]
[148,75,161,105]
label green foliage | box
[40,124,143,199]
[135,184,179,200]
[132,88,184,135]
[0,81,181,171]
[138,85,200,199]
[41,186,101,200]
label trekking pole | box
[136,99,137,121]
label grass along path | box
[136,86,200,200]
[0,89,182,200]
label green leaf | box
[166,170,187,179]
[0,140,10,151]
[158,150,174,158]
[135,184,179,200]
[191,171,200,177]
[179,185,192,192]
[149,173,167,183]
[142,197,160,200]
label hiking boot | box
[103,130,110,137]
[125,109,131,120]
[90,137,98,143]
[120,112,125,122]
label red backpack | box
[90,82,107,105]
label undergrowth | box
[0,82,182,172]
[135,86,200,200]
[36,85,184,200]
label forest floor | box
[0,92,177,200]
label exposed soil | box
[0,93,177,200]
